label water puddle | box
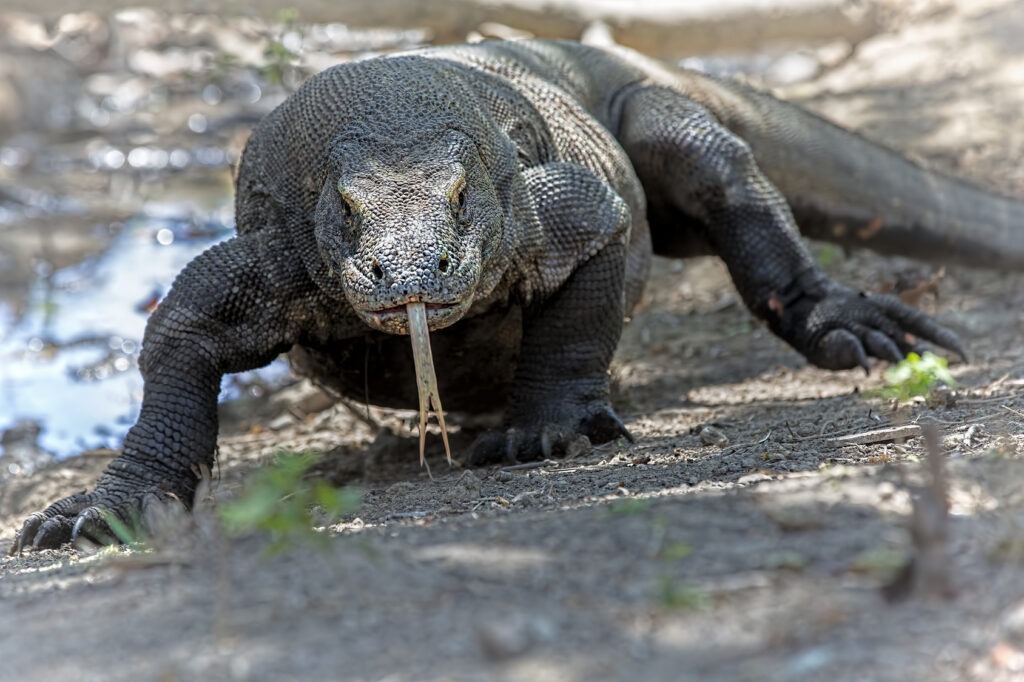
[0,200,249,461]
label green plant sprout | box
[880,351,956,402]
[219,451,361,553]
[656,576,711,611]
[261,8,303,87]
[100,509,146,546]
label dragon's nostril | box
[438,253,451,275]
[371,257,384,280]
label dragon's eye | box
[453,179,468,218]
[337,184,354,220]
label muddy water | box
[0,52,262,467]
[0,195,239,462]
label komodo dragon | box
[14,39,1024,551]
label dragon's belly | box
[289,303,523,413]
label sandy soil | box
[2,1,1023,680]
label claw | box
[540,426,556,460]
[580,407,635,444]
[817,328,870,372]
[72,513,100,546]
[874,295,969,362]
[407,302,452,467]
[864,329,904,364]
[11,514,41,555]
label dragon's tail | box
[697,76,1024,271]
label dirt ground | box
[2,1,1024,680]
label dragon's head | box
[314,128,511,336]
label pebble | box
[478,614,556,660]
[1003,600,1024,642]
[698,425,729,447]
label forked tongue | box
[406,302,452,472]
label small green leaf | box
[815,244,841,268]
[661,541,694,561]
[100,509,144,546]
[219,451,361,553]
[608,498,652,516]
[879,351,956,402]
[656,577,710,611]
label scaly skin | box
[16,38,1020,551]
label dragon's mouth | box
[370,301,458,317]
[359,299,468,335]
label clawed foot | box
[469,403,632,465]
[772,276,967,372]
[12,486,184,554]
